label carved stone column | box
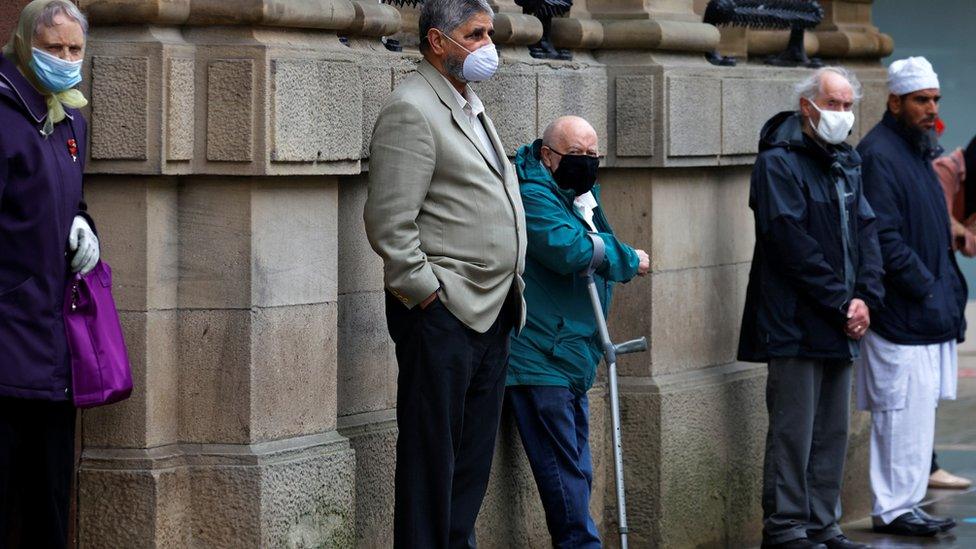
[815,0,894,59]
[599,0,717,49]
[332,31,414,549]
[73,0,406,545]
[490,0,545,48]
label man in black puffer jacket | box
[739,66,884,549]
[856,56,966,538]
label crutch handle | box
[614,337,648,355]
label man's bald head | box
[540,116,599,172]
[543,116,597,150]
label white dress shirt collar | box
[439,73,501,172]
[441,74,486,117]
[574,191,598,232]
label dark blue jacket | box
[857,111,967,345]
[0,54,92,400]
[738,112,885,362]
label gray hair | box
[419,0,494,53]
[794,66,863,103]
[34,0,89,37]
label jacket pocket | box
[0,276,35,300]
[910,276,954,336]
[548,317,600,391]
[757,276,802,352]
[795,298,844,355]
[0,276,58,382]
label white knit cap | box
[887,56,940,95]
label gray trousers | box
[762,358,852,544]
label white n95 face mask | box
[807,99,855,145]
[440,31,499,83]
[461,43,498,82]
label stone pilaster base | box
[339,411,398,548]
[614,363,767,548]
[79,432,356,547]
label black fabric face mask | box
[551,152,599,196]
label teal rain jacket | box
[508,140,641,395]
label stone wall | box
[1,0,894,546]
[0,0,29,39]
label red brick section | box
[0,0,32,45]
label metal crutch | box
[582,234,648,549]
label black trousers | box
[386,291,513,549]
[0,397,76,549]
[762,359,851,545]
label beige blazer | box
[364,60,526,333]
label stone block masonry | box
[63,0,893,545]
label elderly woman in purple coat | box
[0,0,100,545]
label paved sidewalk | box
[842,363,976,548]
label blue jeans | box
[507,386,602,548]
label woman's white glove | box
[68,216,100,275]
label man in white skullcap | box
[856,56,966,537]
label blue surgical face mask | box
[29,47,83,92]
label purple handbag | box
[63,260,133,408]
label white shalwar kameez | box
[856,330,957,524]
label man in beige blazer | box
[363,0,526,546]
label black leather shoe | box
[871,512,940,536]
[914,507,957,532]
[761,539,828,549]
[822,534,870,549]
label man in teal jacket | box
[508,116,649,547]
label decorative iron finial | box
[515,0,574,60]
[380,0,426,52]
[383,0,425,7]
[703,0,824,68]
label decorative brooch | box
[67,138,78,162]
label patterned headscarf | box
[2,0,88,136]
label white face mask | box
[440,31,498,83]
[806,99,856,145]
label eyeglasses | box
[542,145,600,159]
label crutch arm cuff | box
[583,232,606,276]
